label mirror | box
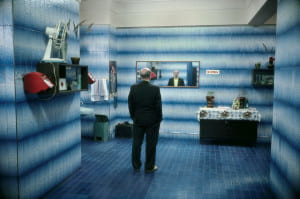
[136,61,200,87]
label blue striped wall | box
[80,25,276,137]
[1,0,82,198]
[0,1,18,199]
[270,0,300,198]
[115,25,276,137]
[108,27,121,135]
[80,25,111,138]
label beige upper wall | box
[80,0,276,27]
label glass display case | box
[252,69,274,88]
[37,63,88,94]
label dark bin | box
[94,115,109,141]
[115,122,133,138]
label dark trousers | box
[132,123,160,170]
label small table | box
[196,107,261,145]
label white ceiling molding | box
[248,0,277,25]
[112,0,251,13]
[113,9,248,27]
[80,0,276,27]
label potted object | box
[268,57,275,69]
[71,57,80,65]
[255,62,261,69]
[206,91,215,108]
[238,97,248,109]
[232,97,240,109]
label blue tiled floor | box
[43,133,274,199]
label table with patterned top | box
[196,107,261,145]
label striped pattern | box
[80,25,275,138]
[115,25,276,136]
[0,1,18,198]
[80,25,114,138]
[80,25,120,138]
[270,0,300,198]
[0,1,81,199]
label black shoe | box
[145,165,158,173]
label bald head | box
[140,68,151,80]
[173,70,179,78]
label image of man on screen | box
[168,70,185,87]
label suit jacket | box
[128,81,162,127]
[168,78,185,86]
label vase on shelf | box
[255,62,261,69]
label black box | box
[115,122,133,138]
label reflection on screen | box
[136,61,200,87]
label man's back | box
[128,81,162,127]
[129,68,162,172]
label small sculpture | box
[206,91,215,108]
[220,110,229,118]
[268,57,275,69]
[243,111,252,119]
[200,110,208,118]
[232,98,240,110]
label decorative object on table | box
[268,57,275,69]
[238,97,248,109]
[232,98,240,109]
[71,57,80,64]
[243,111,252,119]
[197,107,261,122]
[206,91,215,108]
[220,110,229,118]
[255,62,261,69]
[232,97,248,109]
[200,110,208,118]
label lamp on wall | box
[42,22,68,63]
[88,72,96,84]
[23,72,54,94]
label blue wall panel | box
[80,25,112,138]
[0,1,18,198]
[115,25,276,137]
[0,0,82,198]
[80,25,120,138]
[270,0,300,198]
[14,0,81,196]
[79,25,275,138]
[108,26,120,136]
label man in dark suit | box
[168,70,185,86]
[128,68,162,173]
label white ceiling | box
[112,0,254,10]
[80,0,276,27]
